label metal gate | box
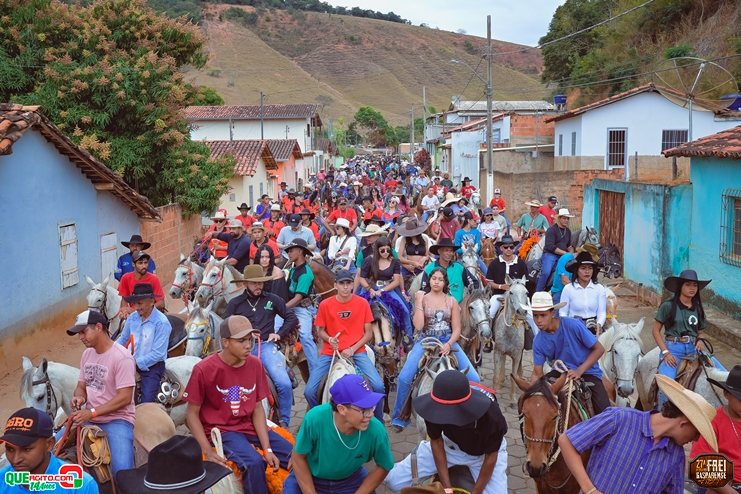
[598,190,625,261]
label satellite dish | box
[439,136,446,145]
[651,57,738,140]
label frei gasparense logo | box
[689,454,734,489]
[5,464,84,491]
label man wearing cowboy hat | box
[205,219,253,272]
[206,210,230,260]
[283,238,318,373]
[115,283,171,403]
[255,194,272,221]
[691,365,741,494]
[550,243,599,304]
[528,292,609,415]
[420,238,480,303]
[117,251,166,319]
[386,370,508,494]
[299,208,321,245]
[326,197,358,236]
[278,181,289,202]
[0,407,99,493]
[441,172,453,189]
[235,203,255,229]
[276,214,317,264]
[264,203,285,239]
[225,266,298,428]
[116,435,232,494]
[536,208,575,292]
[515,200,548,239]
[114,234,156,281]
[560,374,719,494]
[183,316,294,493]
[247,221,279,265]
[414,170,430,196]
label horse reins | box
[172,264,196,307]
[199,266,225,298]
[88,287,108,314]
[187,314,217,357]
[32,374,59,425]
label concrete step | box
[704,307,741,350]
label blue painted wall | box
[689,157,741,318]
[0,131,140,334]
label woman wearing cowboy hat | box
[550,244,599,304]
[206,211,230,260]
[327,218,358,273]
[460,177,476,200]
[558,251,607,335]
[653,270,726,407]
[396,218,432,283]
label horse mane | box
[521,377,559,409]
[224,263,242,280]
[309,259,336,279]
[460,289,489,311]
[600,322,642,354]
[19,366,36,401]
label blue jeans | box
[658,340,727,407]
[293,306,318,373]
[252,341,293,427]
[221,430,293,494]
[552,291,562,304]
[97,419,134,485]
[283,466,371,494]
[536,252,559,292]
[421,210,434,223]
[138,361,165,403]
[391,334,480,428]
[304,353,385,421]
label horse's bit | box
[187,315,216,357]
[32,374,59,424]
[172,265,196,306]
[88,287,108,312]
[199,268,225,298]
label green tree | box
[3,0,233,215]
[191,85,226,106]
[353,106,398,148]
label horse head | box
[170,255,192,299]
[463,290,492,343]
[195,257,225,305]
[184,300,217,357]
[585,226,601,249]
[507,275,530,320]
[20,357,56,421]
[436,188,445,201]
[86,275,110,313]
[513,373,568,478]
[600,317,644,399]
[471,191,481,208]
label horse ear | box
[180,253,186,262]
[549,373,568,395]
[101,276,109,289]
[86,276,95,288]
[39,358,49,377]
[22,356,33,372]
[512,374,530,392]
[505,274,513,285]
[634,317,645,334]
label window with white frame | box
[558,134,563,156]
[607,129,627,167]
[59,223,79,288]
[571,132,577,156]
[661,130,689,152]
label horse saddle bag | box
[56,420,115,493]
[647,353,713,408]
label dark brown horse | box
[513,374,589,494]
[481,237,497,268]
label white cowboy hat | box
[250,222,266,233]
[340,182,348,187]
[353,181,362,186]
[521,291,567,312]
[655,375,718,452]
[270,203,281,211]
[210,211,228,221]
[358,224,389,237]
[228,219,245,229]
[334,217,351,230]
[556,208,575,218]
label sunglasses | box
[379,248,391,254]
[214,220,226,223]
[501,245,515,250]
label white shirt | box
[421,195,439,211]
[559,281,607,326]
[328,234,357,262]
[479,220,502,240]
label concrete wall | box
[191,118,312,152]
[689,156,741,319]
[492,149,554,174]
[554,156,604,171]
[555,154,691,179]
[582,178,692,295]
[451,130,483,188]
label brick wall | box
[140,203,204,288]
[510,114,555,140]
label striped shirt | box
[564,408,684,494]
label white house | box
[547,83,741,180]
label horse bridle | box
[199,267,225,297]
[88,287,107,312]
[186,314,216,357]
[172,265,196,305]
[32,374,59,424]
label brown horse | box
[309,258,337,300]
[513,374,589,494]
[481,237,497,268]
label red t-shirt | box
[282,197,293,213]
[263,218,285,238]
[690,406,741,482]
[538,205,557,226]
[461,185,476,199]
[248,238,279,262]
[384,179,398,189]
[315,295,374,356]
[438,217,460,241]
[235,214,255,229]
[118,272,165,302]
[327,208,358,225]
[182,353,269,437]
[489,197,506,211]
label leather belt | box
[374,280,391,287]
[665,335,695,343]
[423,329,452,337]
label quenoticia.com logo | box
[5,464,84,490]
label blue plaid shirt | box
[564,408,684,494]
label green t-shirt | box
[655,300,705,338]
[355,245,399,268]
[423,261,467,303]
[294,403,394,480]
[516,213,548,232]
[288,263,314,298]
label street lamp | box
[450,16,493,197]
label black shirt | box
[486,256,529,295]
[544,223,572,255]
[264,276,290,302]
[425,399,507,456]
[405,238,427,256]
[360,256,401,282]
[215,232,252,272]
[224,292,297,340]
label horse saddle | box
[56,422,115,494]
[166,315,187,353]
[135,368,184,407]
[647,353,713,409]
[399,352,459,421]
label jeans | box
[421,210,434,223]
[97,419,134,485]
[283,466,370,494]
[293,306,318,373]
[138,361,165,403]
[488,295,539,339]
[657,340,727,407]
[552,291,562,304]
[252,341,293,427]
[372,285,413,339]
[391,334,480,428]
[536,252,559,292]
[220,430,293,494]
[304,353,385,421]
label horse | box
[491,276,530,403]
[194,257,244,316]
[435,187,446,202]
[480,237,497,268]
[369,298,399,414]
[320,350,375,405]
[635,347,728,410]
[598,318,645,407]
[569,226,600,250]
[20,355,200,429]
[525,236,546,263]
[458,290,492,367]
[184,301,224,358]
[132,403,177,466]
[169,254,205,312]
[460,244,481,282]
[604,285,620,328]
[470,191,481,210]
[513,374,589,494]
[308,258,338,301]
[598,243,622,279]
[85,276,122,337]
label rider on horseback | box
[283,239,318,373]
[536,208,575,293]
[114,234,156,282]
[327,218,358,273]
[420,239,480,303]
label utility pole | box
[229,117,233,146]
[260,92,265,139]
[285,125,289,139]
[486,15,494,199]
[410,105,414,157]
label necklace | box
[727,406,741,447]
[246,297,259,312]
[332,414,361,449]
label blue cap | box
[330,375,385,408]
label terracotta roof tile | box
[206,140,277,176]
[185,104,322,126]
[663,125,741,159]
[265,139,302,161]
[0,103,160,220]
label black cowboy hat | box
[117,436,231,494]
[364,214,386,227]
[237,202,251,211]
[394,214,408,226]
[566,251,597,274]
[462,177,472,182]
[123,283,157,303]
[495,234,516,247]
[284,238,313,257]
[429,238,460,255]
[664,269,711,293]
[413,370,490,426]
[121,234,151,250]
[707,365,741,401]
[298,208,316,220]
[279,181,288,186]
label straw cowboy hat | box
[231,264,274,284]
[576,243,599,262]
[413,370,490,426]
[707,365,741,401]
[396,218,428,237]
[121,234,151,250]
[522,291,567,312]
[359,224,389,237]
[210,211,228,222]
[664,269,711,293]
[440,193,460,208]
[525,200,543,208]
[655,374,718,452]
[249,221,266,233]
[566,251,597,274]
[429,238,461,256]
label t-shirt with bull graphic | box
[182,353,269,437]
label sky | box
[335,0,568,46]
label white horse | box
[491,276,530,403]
[598,318,645,407]
[169,254,205,312]
[21,355,201,428]
[470,191,481,210]
[460,244,480,281]
[184,301,224,357]
[525,236,546,263]
[194,257,244,317]
[570,226,601,250]
[635,348,729,410]
[86,276,122,337]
